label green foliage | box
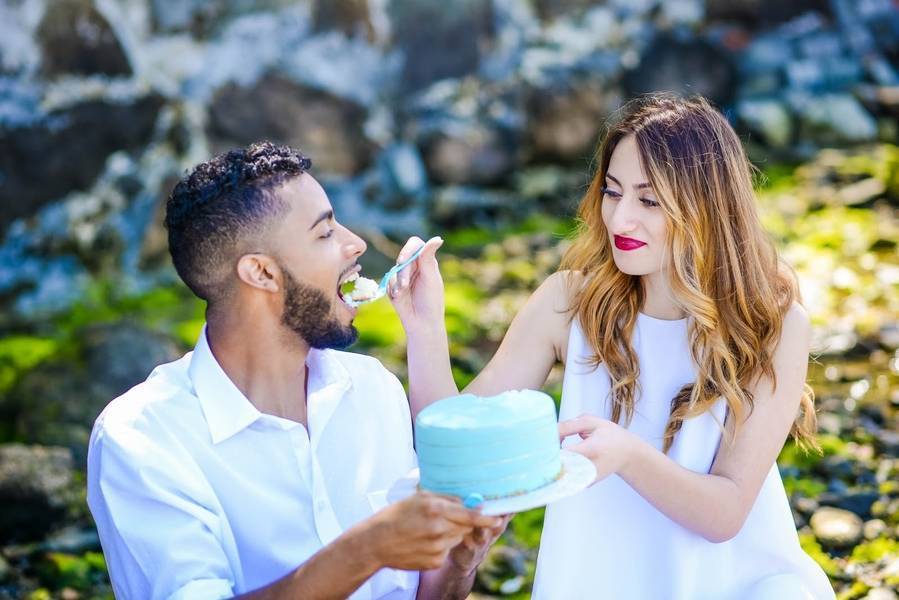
[0,336,58,393]
[850,538,899,563]
[783,476,827,498]
[799,533,841,577]
[779,434,847,470]
[39,551,108,591]
[509,507,545,549]
[836,581,871,600]
[354,300,404,348]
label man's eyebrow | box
[308,209,334,231]
[606,173,652,190]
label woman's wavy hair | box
[559,93,819,453]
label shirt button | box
[316,500,327,512]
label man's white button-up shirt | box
[87,328,419,600]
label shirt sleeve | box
[381,369,418,469]
[87,423,236,600]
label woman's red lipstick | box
[614,235,647,251]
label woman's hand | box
[558,415,641,484]
[388,236,445,333]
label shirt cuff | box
[168,578,234,600]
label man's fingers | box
[442,505,504,529]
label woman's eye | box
[640,198,660,208]
[600,186,621,198]
[320,229,334,239]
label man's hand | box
[367,491,503,572]
[447,514,511,576]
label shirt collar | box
[188,326,262,444]
[188,326,353,446]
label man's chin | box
[306,325,359,351]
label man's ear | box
[236,254,281,293]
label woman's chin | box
[612,259,656,277]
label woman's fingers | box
[397,236,442,289]
[557,414,600,439]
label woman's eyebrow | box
[606,173,652,190]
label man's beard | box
[280,267,358,350]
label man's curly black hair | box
[165,141,312,304]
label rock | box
[863,519,888,540]
[706,0,832,28]
[874,429,899,456]
[377,143,429,206]
[420,122,519,186]
[389,0,495,92]
[736,98,793,148]
[810,506,864,549]
[878,323,899,349]
[524,79,620,163]
[532,0,594,22]
[207,74,374,177]
[0,444,75,543]
[312,0,374,40]
[795,496,820,516]
[622,34,737,108]
[476,544,528,594]
[793,93,879,145]
[838,178,886,206]
[81,322,181,396]
[0,94,164,231]
[42,526,101,553]
[431,186,528,230]
[149,0,294,36]
[9,323,180,464]
[863,589,899,600]
[36,0,131,77]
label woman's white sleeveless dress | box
[533,314,835,600]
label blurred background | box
[0,0,897,598]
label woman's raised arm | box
[390,236,574,418]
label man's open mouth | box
[337,270,379,306]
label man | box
[87,141,506,599]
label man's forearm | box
[416,561,476,600]
[236,522,382,600]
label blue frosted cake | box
[415,390,562,500]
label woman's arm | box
[391,236,572,417]
[561,304,812,542]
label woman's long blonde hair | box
[560,93,818,453]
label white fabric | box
[87,327,419,600]
[533,314,835,600]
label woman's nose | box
[608,197,640,234]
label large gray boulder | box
[389,0,495,92]
[208,74,374,177]
[0,94,164,231]
[0,444,75,543]
[8,323,181,465]
[36,0,131,77]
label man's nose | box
[342,226,367,258]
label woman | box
[390,94,835,599]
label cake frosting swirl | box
[415,390,562,500]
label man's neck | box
[206,309,311,426]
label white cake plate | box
[386,450,597,516]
